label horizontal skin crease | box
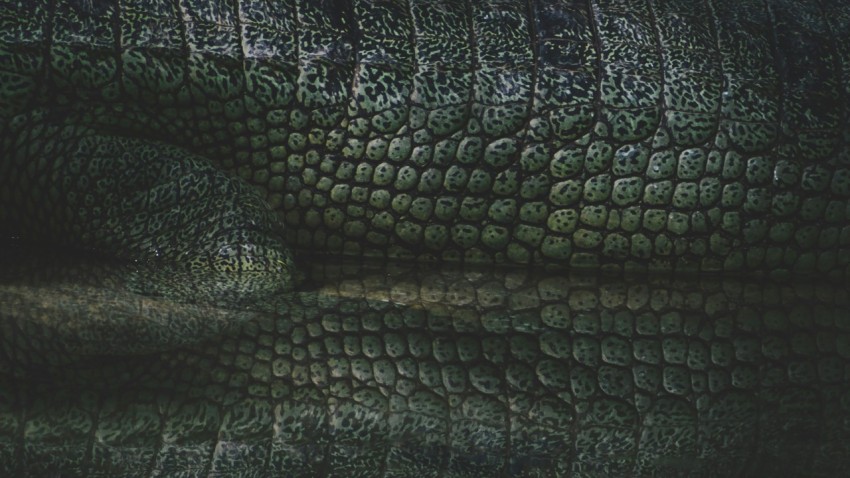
[1,0,850,477]
[1,264,850,476]
[1,0,848,276]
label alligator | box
[1,0,850,476]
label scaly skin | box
[2,0,850,476]
[1,255,850,477]
[2,0,850,278]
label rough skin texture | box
[2,0,850,276]
[2,260,850,477]
[2,0,850,476]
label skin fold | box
[2,254,850,477]
[1,0,849,476]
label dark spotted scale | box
[1,0,849,278]
[1,263,849,476]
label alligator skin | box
[1,0,850,277]
[2,0,850,477]
[1,255,850,477]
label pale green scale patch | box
[646,150,676,179]
[549,180,583,206]
[643,209,667,232]
[372,162,395,186]
[746,156,773,184]
[428,105,467,137]
[387,136,411,162]
[541,235,572,260]
[456,137,483,165]
[393,166,418,190]
[423,224,448,249]
[484,138,519,169]
[535,359,571,390]
[721,151,745,179]
[548,209,578,233]
[493,170,520,196]
[515,225,544,247]
[620,207,642,232]
[412,128,433,147]
[612,144,649,176]
[520,202,548,224]
[342,138,365,159]
[442,165,469,191]
[569,366,596,399]
[666,212,689,235]
[395,220,423,245]
[612,177,643,206]
[699,178,721,206]
[579,206,607,228]
[432,139,459,166]
[583,175,612,203]
[417,168,442,193]
[573,229,602,249]
[370,211,395,231]
[520,174,549,199]
[371,108,409,134]
[289,109,308,129]
[487,199,517,224]
[549,105,594,140]
[460,197,488,221]
[481,225,510,249]
[526,117,552,142]
[665,111,715,146]
[551,145,585,178]
[654,234,673,255]
[794,225,819,249]
[672,183,698,209]
[369,189,392,209]
[451,224,480,249]
[346,117,370,137]
[652,128,671,149]
[408,197,434,222]
[323,207,344,229]
[720,213,740,236]
[391,194,412,214]
[677,148,706,180]
[481,104,528,136]
[344,220,367,239]
[354,163,373,183]
[467,169,493,194]
[630,234,652,259]
[287,132,307,152]
[603,107,660,142]
[520,143,552,173]
[723,120,777,152]
[584,141,614,173]
[721,183,745,207]
[365,137,389,161]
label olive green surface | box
[2,0,850,278]
[2,0,850,477]
[2,258,850,477]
